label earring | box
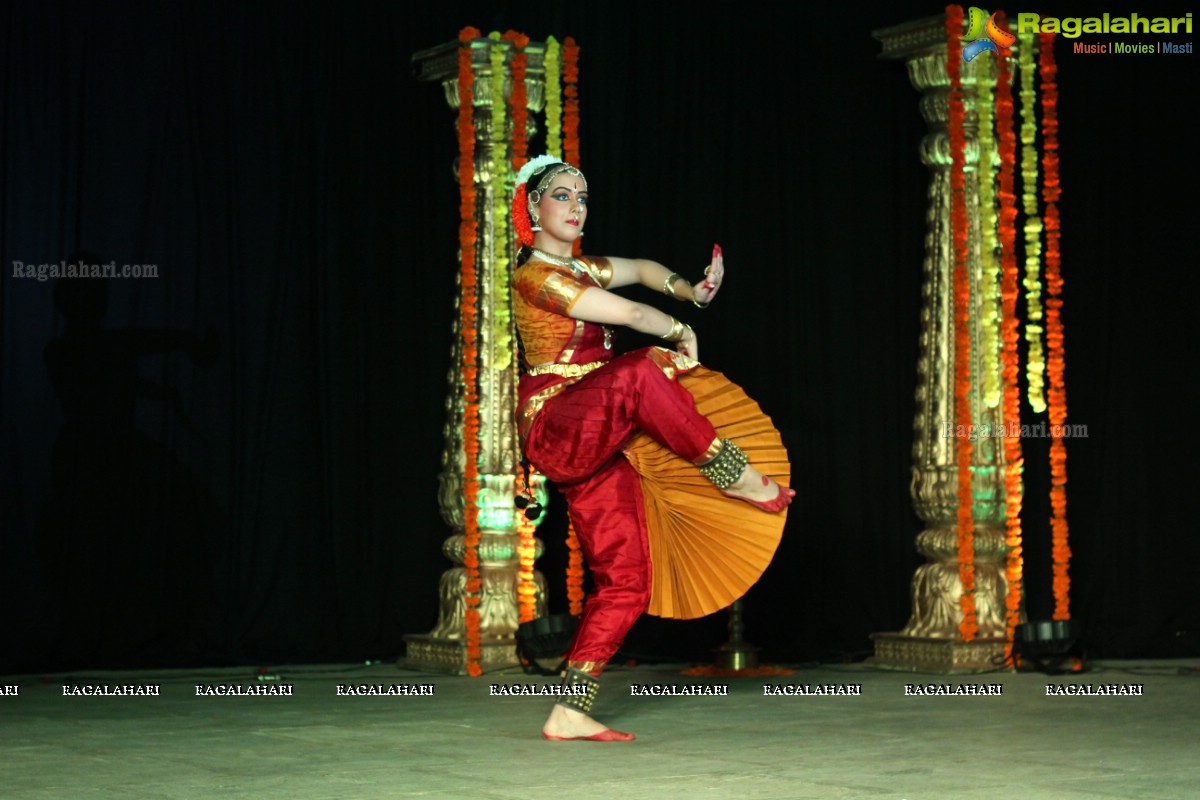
[528,193,542,232]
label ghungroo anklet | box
[699,438,749,490]
[555,667,601,714]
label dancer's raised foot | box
[700,439,794,513]
[721,464,795,513]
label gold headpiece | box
[528,164,587,209]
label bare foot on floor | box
[542,705,635,741]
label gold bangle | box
[691,296,710,309]
[663,272,683,299]
[662,317,687,342]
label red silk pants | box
[524,350,717,669]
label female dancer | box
[511,156,793,741]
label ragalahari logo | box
[962,7,1018,61]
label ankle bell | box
[555,667,601,714]
[698,438,749,490]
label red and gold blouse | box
[512,254,614,439]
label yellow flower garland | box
[975,56,1003,409]
[1017,29,1046,413]
[543,37,562,159]
[488,34,512,371]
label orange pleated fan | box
[621,367,790,620]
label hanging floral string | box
[946,4,976,642]
[503,30,538,622]
[562,37,581,167]
[976,51,1003,410]
[543,37,562,159]
[504,30,530,173]
[515,473,539,623]
[565,517,585,616]
[562,37,582,256]
[486,34,515,374]
[994,13,1025,663]
[457,26,484,677]
[1017,27,1047,414]
[1040,31,1071,621]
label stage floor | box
[3,659,1198,799]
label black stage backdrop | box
[2,1,1196,674]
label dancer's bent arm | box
[603,250,725,307]
[570,286,700,362]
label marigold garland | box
[565,517,585,616]
[457,26,484,677]
[543,37,562,159]
[994,14,1026,663]
[503,30,530,173]
[487,34,514,372]
[1017,28,1047,414]
[562,37,582,256]
[515,472,539,623]
[562,37,580,168]
[975,55,1003,410]
[947,4,976,642]
[501,30,540,621]
[1040,31,1071,621]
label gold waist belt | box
[526,360,606,378]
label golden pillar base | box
[402,635,518,676]
[867,634,1006,674]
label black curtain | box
[2,1,1196,674]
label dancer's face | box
[535,174,587,245]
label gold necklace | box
[531,248,576,268]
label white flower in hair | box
[515,154,564,187]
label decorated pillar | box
[404,35,553,675]
[868,13,1020,673]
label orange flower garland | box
[565,517,585,616]
[514,472,538,623]
[503,31,530,174]
[994,13,1026,663]
[562,37,582,256]
[560,31,583,610]
[504,31,539,624]
[946,5,976,642]
[1040,31,1071,621]
[457,26,484,677]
